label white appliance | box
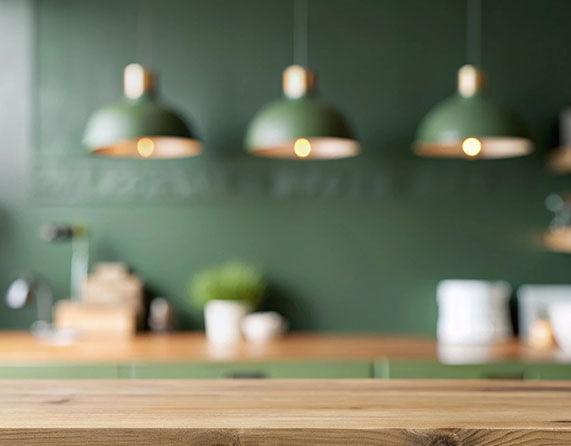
[437,280,512,345]
[549,301,571,353]
[517,284,571,341]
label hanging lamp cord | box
[138,0,153,69]
[293,0,309,67]
[466,0,482,67]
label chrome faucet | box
[4,223,88,344]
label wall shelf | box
[548,147,571,174]
[544,227,571,253]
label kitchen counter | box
[0,379,569,444]
[0,331,436,362]
[0,331,566,363]
[0,332,569,380]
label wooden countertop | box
[0,331,566,363]
[0,379,570,444]
[0,331,433,363]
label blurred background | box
[2,0,571,335]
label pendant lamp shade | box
[83,64,202,159]
[414,65,533,159]
[245,66,359,159]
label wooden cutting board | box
[0,379,569,445]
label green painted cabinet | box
[0,359,569,380]
[375,360,571,380]
[124,361,372,379]
[375,359,527,380]
[0,363,120,379]
[526,364,571,380]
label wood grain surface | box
[0,379,569,445]
[0,331,565,364]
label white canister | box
[437,280,512,345]
[204,300,251,344]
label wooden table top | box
[0,379,569,445]
[0,331,566,363]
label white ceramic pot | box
[204,300,251,344]
[549,301,571,353]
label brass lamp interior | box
[250,137,360,160]
[90,137,203,159]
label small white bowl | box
[241,312,288,343]
[549,301,571,353]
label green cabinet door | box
[526,363,571,380]
[0,363,120,379]
[375,359,527,380]
[125,361,372,379]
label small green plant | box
[189,261,266,308]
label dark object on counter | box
[148,297,175,332]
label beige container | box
[54,300,136,338]
[81,263,143,321]
[53,262,144,338]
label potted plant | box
[189,262,266,344]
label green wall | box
[1,0,571,332]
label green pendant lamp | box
[245,65,359,159]
[83,64,202,159]
[414,65,533,159]
[413,0,533,159]
[245,0,359,160]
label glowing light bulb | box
[137,137,154,158]
[462,137,481,157]
[293,138,311,158]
